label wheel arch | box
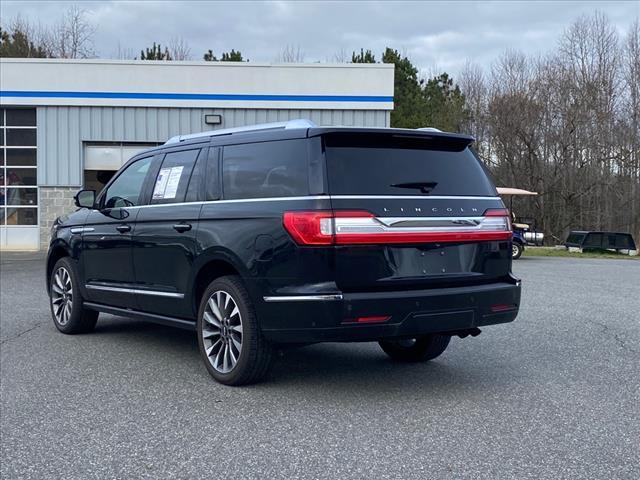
[46,241,72,294]
[189,250,253,316]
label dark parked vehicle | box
[46,120,521,385]
[565,230,637,253]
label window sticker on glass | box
[152,168,170,199]
[164,166,183,199]
[152,166,184,199]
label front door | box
[132,148,205,318]
[81,155,155,308]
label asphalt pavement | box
[1,252,639,479]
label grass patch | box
[522,246,639,260]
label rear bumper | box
[260,280,521,343]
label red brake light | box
[484,208,510,216]
[283,211,373,245]
[282,211,334,245]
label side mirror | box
[74,189,96,209]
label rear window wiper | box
[390,182,438,194]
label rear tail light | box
[282,211,335,245]
[283,209,512,246]
[483,208,512,231]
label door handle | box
[173,223,192,233]
[116,224,131,233]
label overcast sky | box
[2,1,639,77]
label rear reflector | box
[490,303,517,313]
[283,210,512,246]
[342,315,391,324]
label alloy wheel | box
[512,244,520,258]
[201,290,243,374]
[51,267,73,326]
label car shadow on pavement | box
[267,342,500,393]
[90,315,515,393]
[91,316,199,351]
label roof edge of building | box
[0,58,395,69]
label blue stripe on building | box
[0,90,393,103]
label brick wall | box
[39,187,79,249]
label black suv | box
[47,120,521,385]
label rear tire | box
[197,275,273,386]
[49,257,98,334]
[379,334,451,362]
[512,242,524,260]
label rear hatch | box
[322,131,511,292]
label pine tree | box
[423,73,468,132]
[203,49,245,62]
[381,48,425,128]
[140,42,171,61]
[220,49,244,61]
[0,26,49,58]
[203,49,217,61]
[351,48,376,63]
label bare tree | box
[50,5,95,58]
[622,20,640,242]
[333,47,349,63]
[112,41,135,60]
[459,61,488,156]
[168,37,192,61]
[277,44,305,63]
[460,12,640,243]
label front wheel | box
[196,275,273,386]
[49,257,99,334]
[512,242,524,260]
[379,334,451,362]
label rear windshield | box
[324,134,496,196]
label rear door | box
[322,132,511,292]
[131,147,205,318]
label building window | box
[1,108,38,226]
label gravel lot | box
[1,252,639,479]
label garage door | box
[84,143,158,171]
[84,143,159,192]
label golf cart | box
[497,187,544,259]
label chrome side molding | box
[107,195,501,211]
[85,284,185,299]
[263,294,343,302]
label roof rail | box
[164,118,317,145]
[416,127,442,132]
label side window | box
[205,147,220,201]
[151,149,200,204]
[103,156,154,208]
[185,148,207,202]
[222,139,308,199]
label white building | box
[0,58,394,250]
